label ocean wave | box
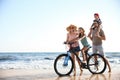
[44,57,54,60]
[0,56,54,62]
[0,56,17,61]
[0,52,120,69]
[0,60,54,69]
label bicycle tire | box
[87,53,106,74]
[54,54,74,76]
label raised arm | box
[88,29,93,41]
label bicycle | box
[54,42,107,76]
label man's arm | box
[88,29,93,41]
[97,34,106,40]
[97,29,106,40]
[88,36,92,41]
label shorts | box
[84,44,91,48]
[70,46,80,53]
[92,45,104,56]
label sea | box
[0,52,120,69]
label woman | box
[65,24,82,75]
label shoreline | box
[0,52,120,80]
[0,66,120,80]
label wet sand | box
[0,65,120,80]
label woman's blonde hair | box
[66,24,77,31]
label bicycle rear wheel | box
[87,53,106,74]
[54,54,74,76]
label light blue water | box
[0,52,120,69]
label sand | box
[0,65,120,80]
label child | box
[65,24,82,75]
[88,13,102,37]
[78,27,91,64]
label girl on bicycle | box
[78,27,91,64]
[66,24,82,75]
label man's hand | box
[96,34,106,40]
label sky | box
[0,0,120,52]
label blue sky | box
[0,0,120,52]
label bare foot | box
[80,68,83,72]
[79,64,83,72]
[80,70,83,76]
[73,71,76,76]
[108,70,111,73]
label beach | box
[0,65,120,80]
[0,52,120,80]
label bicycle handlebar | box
[63,42,75,45]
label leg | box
[92,45,98,69]
[71,53,76,74]
[81,48,85,62]
[97,45,111,72]
[92,45,97,54]
[104,57,111,72]
[76,52,83,72]
[81,47,88,63]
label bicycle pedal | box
[82,66,88,69]
[95,61,99,65]
[81,63,87,69]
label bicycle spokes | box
[87,54,106,74]
[54,54,74,76]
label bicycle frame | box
[54,42,107,76]
[66,43,91,68]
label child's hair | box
[78,27,85,38]
[94,13,99,18]
[79,27,85,33]
[93,13,102,25]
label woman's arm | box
[79,35,86,40]
[66,33,69,42]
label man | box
[88,21,111,72]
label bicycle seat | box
[88,45,91,48]
[84,46,91,53]
[86,45,91,51]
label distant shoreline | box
[0,51,120,53]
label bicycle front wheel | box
[87,53,106,74]
[54,54,74,76]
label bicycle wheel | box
[87,53,106,74]
[54,54,74,76]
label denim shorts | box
[70,46,80,53]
